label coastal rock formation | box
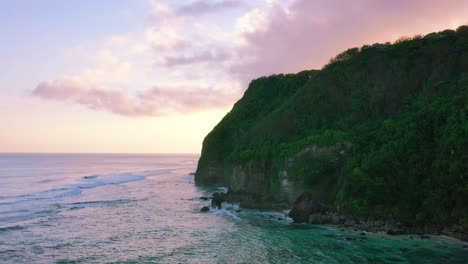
[211,192,226,209]
[196,26,468,241]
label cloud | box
[230,0,468,84]
[32,0,468,117]
[31,0,242,117]
[31,79,239,117]
[163,51,230,66]
[144,26,186,51]
[176,0,243,16]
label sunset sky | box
[1,0,467,154]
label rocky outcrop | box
[211,192,226,209]
[195,162,228,185]
[221,143,347,211]
[224,159,299,209]
[288,192,331,222]
[288,192,468,241]
[303,211,468,241]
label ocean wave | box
[76,173,145,189]
[208,203,293,223]
[0,225,26,232]
[2,169,171,205]
[1,188,83,205]
[77,169,173,189]
[66,198,137,210]
[0,167,181,227]
[0,169,171,223]
[211,207,240,220]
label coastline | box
[301,211,468,244]
[205,190,468,244]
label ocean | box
[0,154,466,263]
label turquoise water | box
[0,154,466,263]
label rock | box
[211,192,226,209]
[201,206,210,212]
[360,232,366,236]
[289,192,330,223]
[200,196,210,201]
[373,220,384,227]
[314,213,331,224]
[420,235,430,239]
[387,228,405,235]
[344,219,355,227]
[330,214,341,224]
[308,213,323,224]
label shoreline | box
[317,222,468,247]
[285,206,468,246]
[205,191,468,245]
[298,210,468,243]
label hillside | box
[195,26,468,240]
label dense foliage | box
[196,26,468,226]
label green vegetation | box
[196,26,468,226]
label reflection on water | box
[0,154,466,263]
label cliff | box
[195,26,468,240]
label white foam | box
[1,169,169,208]
[217,187,229,193]
[217,203,293,223]
[76,169,170,189]
[139,169,172,177]
[0,169,173,223]
[223,203,240,211]
[211,207,240,220]
[77,173,145,189]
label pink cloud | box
[32,79,239,117]
[231,0,468,84]
[163,51,231,66]
[32,0,468,117]
[176,0,244,16]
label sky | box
[1,0,467,154]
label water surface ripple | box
[0,154,466,263]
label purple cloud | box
[32,79,239,117]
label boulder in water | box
[211,192,226,209]
[201,206,210,212]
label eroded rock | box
[211,192,226,209]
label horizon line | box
[0,152,200,155]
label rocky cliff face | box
[195,26,468,241]
[203,143,348,210]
